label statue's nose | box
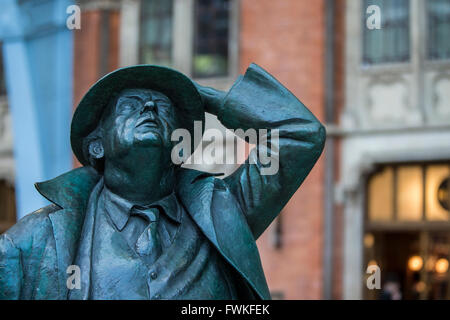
[141,100,156,114]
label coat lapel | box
[34,167,100,298]
[67,179,104,300]
[176,168,271,300]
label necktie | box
[131,206,162,263]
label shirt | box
[103,187,181,258]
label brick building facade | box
[240,0,328,300]
[2,0,447,300]
[72,0,343,300]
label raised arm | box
[195,63,326,239]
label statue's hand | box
[194,82,227,116]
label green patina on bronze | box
[0,63,326,300]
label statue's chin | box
[133,130,163,147]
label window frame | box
[365,161,450,232]
[361,0,450,71]
[362,0,412,67]
[120,0,240,90]
[425,0,450,63]
[192,0,233,79]
[138,0,174,68]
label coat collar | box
[35,166,101,212]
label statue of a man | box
[0,64,325,299]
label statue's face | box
[99,88,177,161]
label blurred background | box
[0,0,450,300]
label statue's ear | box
[88,139,104,163]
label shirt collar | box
[103,187,182,231]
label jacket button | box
[150,271,158,280]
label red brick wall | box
[240,0,327,299]
[74,11,102,110]
[73,9,120,167]
[332,0,346,300]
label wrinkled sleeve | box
[220,63,326,239]
[0,233,23,299]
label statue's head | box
[83,88,178,172]
[70,65,205,175]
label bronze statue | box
[0,63,325,299]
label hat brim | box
[71,65,204,166]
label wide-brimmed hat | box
[71,65,204,166]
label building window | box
[193,0,230,78]
[362,0,410,65]
[367,163,450,223]
[365,162,450,300]
[139,0,174,66]
[427,0,450,61]
[0,42,6,96]
[133,0,236,81]
[0,180,16,233]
